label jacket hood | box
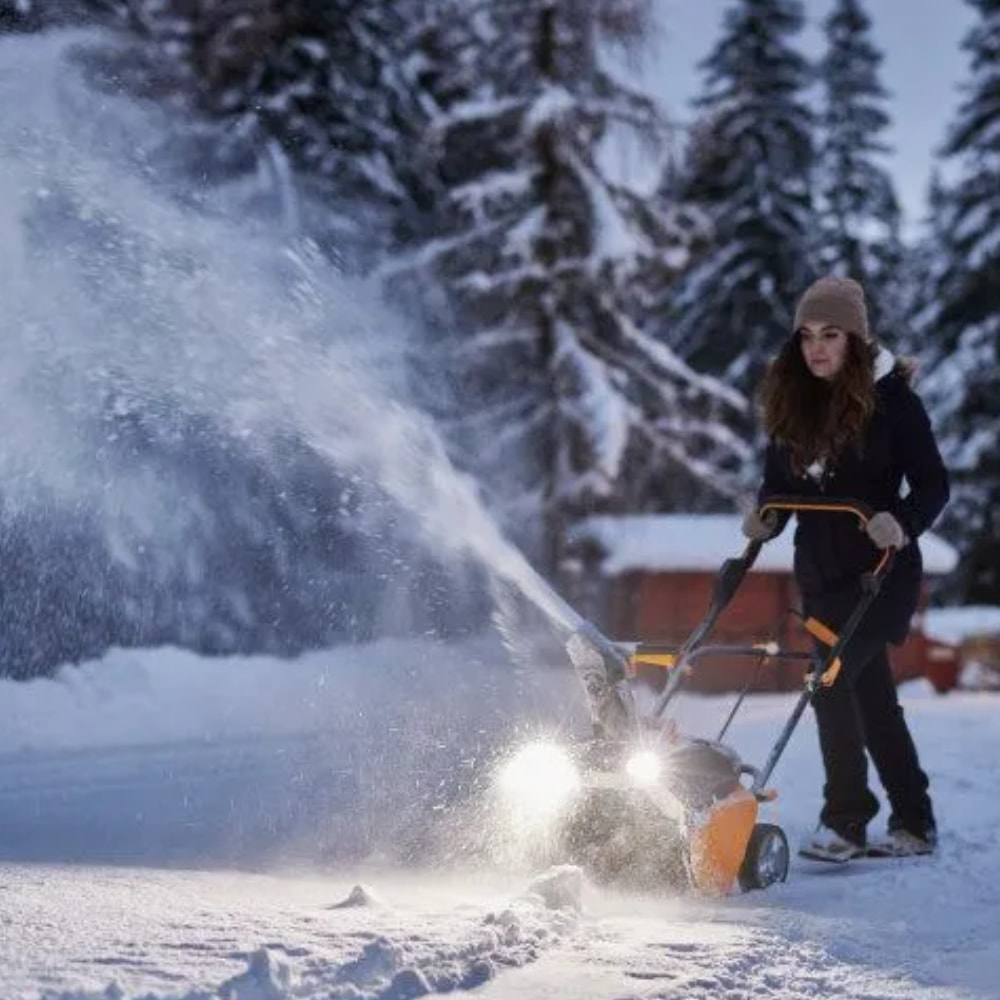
[875,346,919,387]
[875,346,895,381]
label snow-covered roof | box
[923,605,1000,643]
[574,514,959,576]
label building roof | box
[924,605,1000,643]
[573,513,959,576]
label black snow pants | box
[810,612,935,846]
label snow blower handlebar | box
[758,495,894,578]
[649,496,897,723]
[563,498,897,749]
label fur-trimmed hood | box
[876,345,919,386]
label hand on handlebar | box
[742,508,779,542]
[865,511,907,550]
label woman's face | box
[798,321,848,380]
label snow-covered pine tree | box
[916,0,1000,605]
[384,0,750,571]
[198,0,416,230]
[816,0,907,341]
[666,0,816,394]
[0,0,137,34]
[86,0,424,265]
[0,2,500,670]
[903,170,948,359]
[388,0,488,246]
[0,0,36,30]
[72,0,196,103]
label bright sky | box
[650,0,975,231]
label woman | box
[743,275,950,862]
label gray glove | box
[742,508,778,541]
[866,511,907,550]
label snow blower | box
[496,497,894,895]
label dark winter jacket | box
[759,349,950,645]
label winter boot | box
[867,825,937,857]
[798,823,865,863]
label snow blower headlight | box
[497,741,581,820]
[624,748,667,787]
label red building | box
[573,514,961,694]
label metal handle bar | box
[650,496,897,721]
[758,494,894,578]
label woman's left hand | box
[866,511,907,550]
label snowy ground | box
[1,638,999,1000]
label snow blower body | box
[499,497,895,895]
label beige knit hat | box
[793,276,870,341]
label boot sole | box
[797,845,862,864]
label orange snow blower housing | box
[563,497,895,896]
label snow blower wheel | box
[738,823,790,891]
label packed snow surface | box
[1,638,998,1000]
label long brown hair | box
[759,334,877,475]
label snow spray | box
[0,31,585,640]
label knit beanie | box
[793,276,870,341]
